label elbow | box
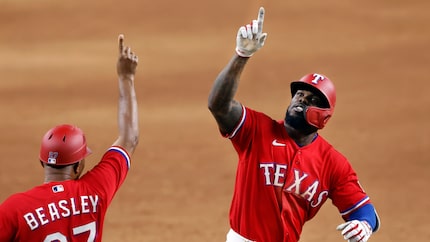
[208,99,232,118]
[115,132,139,155]
[134,134,140,147]
[123,135,139,155]
[208,90,224,113]
[208,100,216,114]
[130,134,139,149]
[208,102,224,117]
[130,132,139,150]
[208,96,226,115]
[208,95,216,112]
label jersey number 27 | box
[44,221,96,242]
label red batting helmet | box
[290,73,336,129]
[39,124,92,165]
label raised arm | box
[208,55,248,135]
[113,34,139,155]
[208,7,268,135]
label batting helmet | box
[290,73,336,129]
[39,124,92,165]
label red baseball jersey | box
[0,146,131,242]
[225,106,370,242]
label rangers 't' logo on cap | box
[311,73,325,84]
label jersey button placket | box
[295,150,301,165]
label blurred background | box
[1,0,429,241]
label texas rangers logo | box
[311,73,325,84]
[47,151,58,164]
[259,164,329,208]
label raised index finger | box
[257,7,265,34]
[118,34,124,54]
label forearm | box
[114,34,139,155]
[348,203,380,232]
[208,54,248,115]
[337,203,380,242]
[208,7,266,134]
[114,74,139,155]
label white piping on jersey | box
[109,146,131,170]
[340,196,369,216]
[228,105,247,139]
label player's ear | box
[73,161,84,174]
[73,160,85,178]
[40,161,45,168]
[73,163,79,174]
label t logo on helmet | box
[311,73,325,84]
[47,152,58,164]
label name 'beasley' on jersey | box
[23,188,99,231]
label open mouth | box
[292,104,306,113]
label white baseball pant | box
[226,229,255,242]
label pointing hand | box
[117,34,138,78]
[235,7,268,57]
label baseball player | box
[208,7,381,242]
[0,34,139,242]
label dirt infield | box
[1,0,429,241]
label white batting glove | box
[235,7,268,57]
[336,220,373,242]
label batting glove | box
[336,220,373,242]
[235,7,268,57]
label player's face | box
[285,89,320,133]
[292,90,325,108]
